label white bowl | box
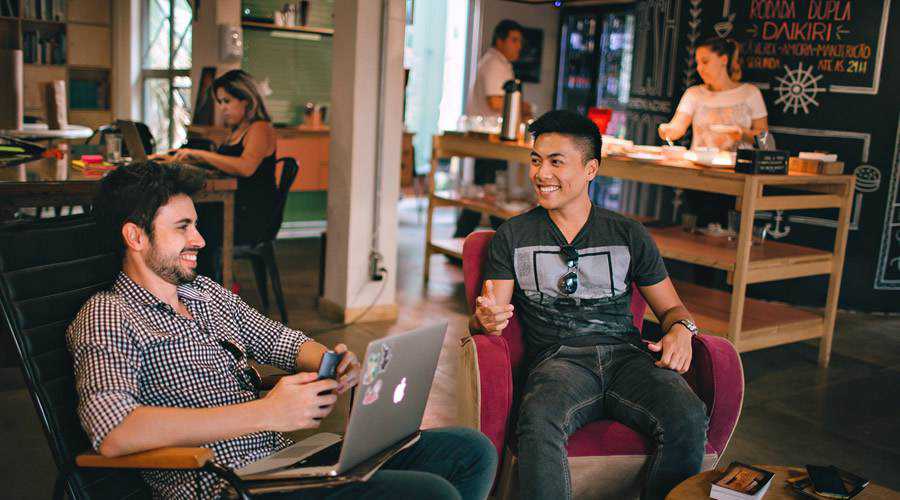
[686,147,719,165]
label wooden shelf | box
[241,21,334,36]
[432,190,533,220]
[21,18,66,25]
[645,281,825,352]
[648,226,833,283]
[432,189,655,224]
[429,238,464,260]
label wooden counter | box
[425,133,854,366]
[188,125,330,192]
[0,155,237,290]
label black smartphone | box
[317,351,343,380]
[806,465,848,499]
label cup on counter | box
[104,134,122,163]
[727,209,741,239]
[681,213,698,234]
[752,225,767,245]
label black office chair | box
[234,158,299,324]
[0,216,251,499]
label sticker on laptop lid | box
[362,379,382,405]
[363,344,392,386]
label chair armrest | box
[76,447,214,470]
[459,334,514,459]
[687,334,744,456]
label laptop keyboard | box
[290,441,344,468]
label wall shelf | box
[241,21,333,37]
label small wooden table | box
[666,465,900,499]
[0,155,237,289]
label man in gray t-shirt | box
[484,203,667,362]
[469,110,708,500]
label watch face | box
[680,320,698,334]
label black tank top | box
[217,126,278,245]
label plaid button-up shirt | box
[67,272,310,498]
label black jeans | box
[516,344,708,500]
[453,159,507,238]
[261,427,497,500]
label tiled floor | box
[1,202,898,498]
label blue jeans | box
[263,427,497,500]
[516,344,708,500]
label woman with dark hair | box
[658,37,768,151]
[155,69,278,246]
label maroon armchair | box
[457,230,744,499]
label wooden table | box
[1,124,94,147]
[666,465,899,499]
[425,133,855,366]
[0,156,237,289]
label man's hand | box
[646,325,693,373]
[474,280,514,336]
[332,343,360,394]
[259,372,338,431]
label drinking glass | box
[105,134,122,162]
[681,213,698,234]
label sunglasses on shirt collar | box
[558,244,579,296]
[218,339,263,392]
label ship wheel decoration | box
[774,63,823,115]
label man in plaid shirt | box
[68,162,496,499]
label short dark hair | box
[528,110,603,163]
[492,19,523,46]
[93,161,206,255]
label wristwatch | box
[672,319,699,336]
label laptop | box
[235,322,448,480]
[116,120,148,162]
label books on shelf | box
[1,0,19,17]
[22,29,66,64]
[22,0,66,21]
[710,463,775,500]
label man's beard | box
[147,245,198,285]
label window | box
[141,0,192,150]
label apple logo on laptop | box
[393,377,407,404]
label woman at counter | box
[658,37,769,151]
[154,69,278,247]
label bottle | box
[500,79,522,142]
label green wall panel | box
[242,0,334,125]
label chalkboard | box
[734,0,890,98]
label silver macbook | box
[235,322,447,480]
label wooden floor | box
[1,200,899,498]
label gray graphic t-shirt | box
[484,205,668,362]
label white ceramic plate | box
[626,152,665,162]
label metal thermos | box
[500,79,522,141]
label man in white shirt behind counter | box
[455,19,533,239]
